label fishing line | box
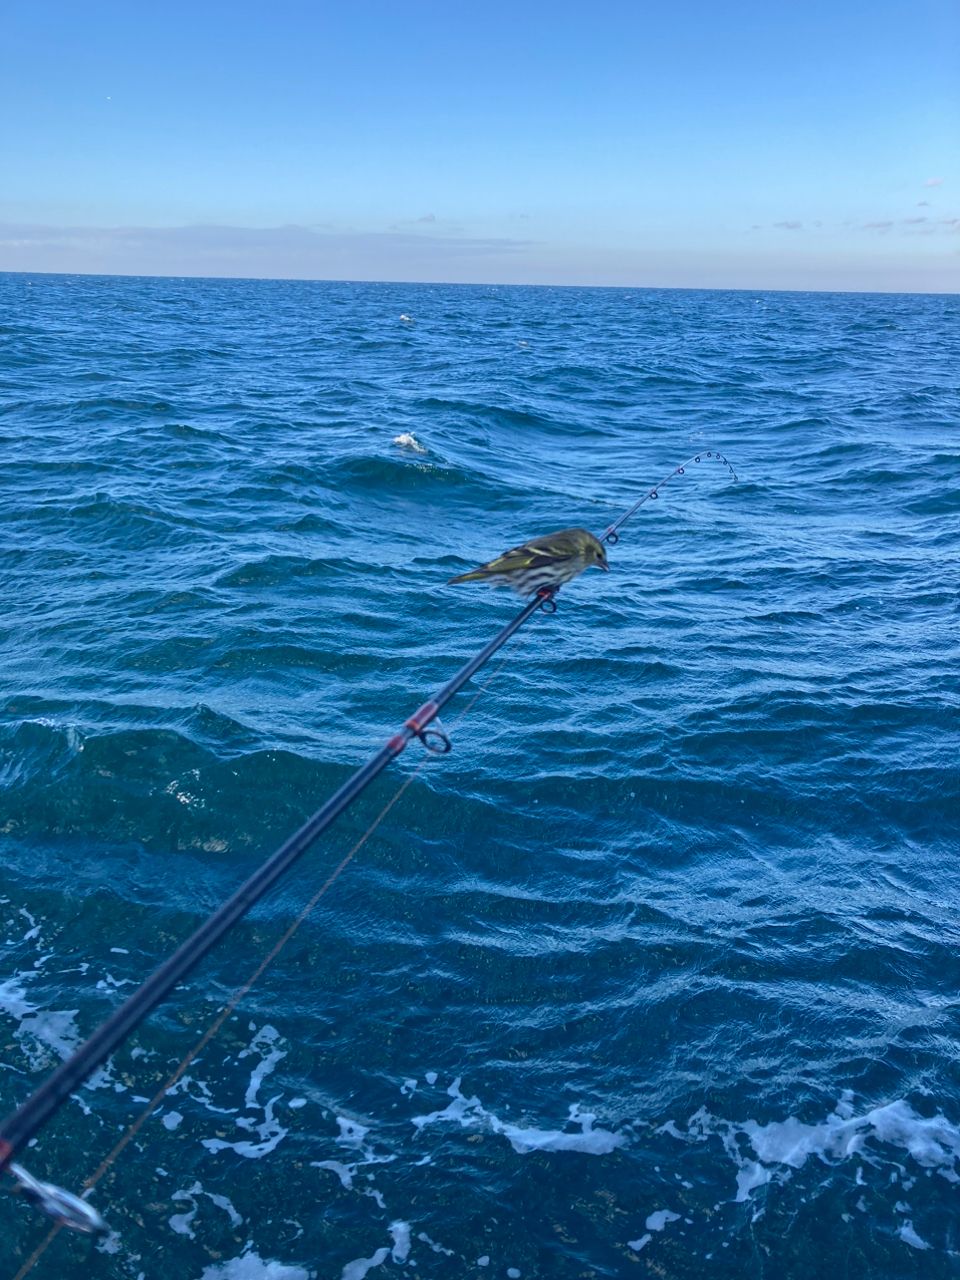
[0,448,735,1251]
[7,649,521,1277]
[78,651,518,1189]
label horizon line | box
[1,267,955,300]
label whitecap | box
[392,432,426,454]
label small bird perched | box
[448,527,609,597]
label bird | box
[448,528,609,597]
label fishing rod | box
[0,448,736,1238]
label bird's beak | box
[597,560,609,571]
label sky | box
[1,0,957,292]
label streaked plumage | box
[448,527,609,597]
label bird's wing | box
[481,543,564,573]
[488,529,578,570]
[448,545,557,583]
[448,530,581,583]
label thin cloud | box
[744,215,954,238]
[923,177,944,187]
[0,221,537,280]
[388,213,464,233]
[917,201,930,208]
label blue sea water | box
[0,271,959,1280]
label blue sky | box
[1,0,957,291]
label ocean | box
[0,272,958,1279]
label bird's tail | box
[448,568,494,584]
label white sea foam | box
[210,1191,243,1227]
[242,1025,286,1109]
[416,1232,454,1256]
[169,1072,237,1116]
[899,1220,930,1250]
[674,1092,960,1204]
[0,974,82,1067]
[201,1025,291,1159]
[312,1159,354,1189]
[170,1191,199,1239]
[197,1249,313,1280]
[171,1181,245,1240]
[202,1117,286,1159]
[389,1221,411,1263]
[645,1209,681,1231]
[0,966,120,1096]
[19,907,41,941]
[412,1078,624,1155]
[311,1113,396,1195]
[96,1228,124,1255]
[626,1207,680,1253]
[336,1117,370,1147]
[339,1246,389,1280]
